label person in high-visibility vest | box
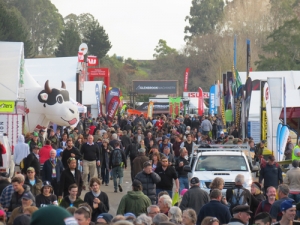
[292,140,300,161]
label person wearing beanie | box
[96,213,113,224]
[35,181,58,208]
[13,214,31,225]
[117,180,151,216]
[250,182,265,224]
[30,205,78,225]
[131,148,149,180]
[273,200,296,225]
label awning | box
[279,107,300,133]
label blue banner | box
[95,84,100,116]
[209,85,216,115]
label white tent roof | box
[0,42,23,101]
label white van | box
[0,134,14,177]
[184,144,258,194]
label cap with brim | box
[21,193,34,201]
[33,132,39,137]
[124,212,136,218]
[33,145,40,149]
[190,177,199,184]
[281,200,296,212]
[232,205,252,214]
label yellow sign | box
[0,101,15,113]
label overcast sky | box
[50,0,192,60]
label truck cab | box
[184,144,258,194]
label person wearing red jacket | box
[39,140,52,177]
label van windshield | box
[195,155,248,171]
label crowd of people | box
[0,113,299,225]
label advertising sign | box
[133,80,177,94]
[147,101,154,118]
[209,85,216,115]
[183,92,209,99]
[0,114,22,149]
[78,51,84,62]
[95,84,101,116]
[261,81,267,142]
[183,68,189,92]
[198,87,204,116]
[0,101,15,113]
[87,55,98,66]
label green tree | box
[255,18,300,70]
[83,21,112,59]
[184,0,224,40]
[55,23,81,57]
[0,0,33,57]
[7,0,64,56]
[153,39,177,58]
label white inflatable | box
[23,80,79,131]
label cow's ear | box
[40,93,48,101]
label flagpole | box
[284,76,287,125]
[234,35,237,69]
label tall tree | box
[83,21,112,59]
[55,23,81,57]
[153,39,177,58]
[0,0,33,57]
[255,18,300,70]
[184,0,224,40]
[7,0,63,56]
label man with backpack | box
[109,141,127,193]
[226,174,251,215]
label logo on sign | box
[78,52,84,62]
[87,56,98,66]
[265,87,269,101]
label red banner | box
[78,51,84,62]
[184,68,190,92]
[198,87,204,116]
[87,55,98,66]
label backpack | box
[229,187,248,212]
[20,157,26,170]
[112,149,122,166]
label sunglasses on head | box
[78,206,91,216]
[210,218,219,223]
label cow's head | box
[38,80,79,126]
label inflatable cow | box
[24,80,79,131]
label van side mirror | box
[251,165,259,173]
[183,165,191,172]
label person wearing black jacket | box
[84,178,109,222]
[23,146,40,177]
[126,137,140,180]
[175,147,190,193]
[80,135,100,189]
[100,139,112,186]
[0,175,10,196]
[61,139,82,169]
[43,150,64,195]
[109,141,127,193]
[59,157,83,199]
[35,181,58,207]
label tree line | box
[1,0,300,96]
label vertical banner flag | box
[78,51,84,62]
[169,98,174,118]
[95,84,101,116]
[264,82,273,149]
[246,39,251,78]
[169,98,181,119]
[209,85,216,115]
[215,83,220,107]
[260,81,267,143]
[235,85,244,137]
[106,88,120,120]
[198,87,204,116]
[223,73,227,97]
[147,101,154,119]
[279,125,289,161]
[184,68,190,92]
[244,78,252,137]
[284,76,287,125]
[276,123,282,155]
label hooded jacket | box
[117,190,151,216]
[14,135,30,165]
[135,171,161,204]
